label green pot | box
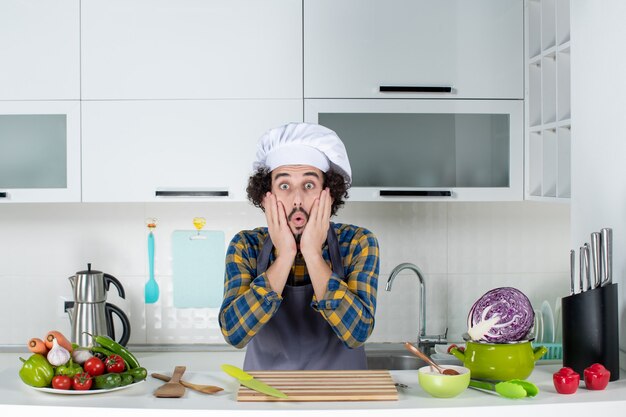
[449,341,547,381]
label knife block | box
[561,283,619,381]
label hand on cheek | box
[264,192,297,259]
[300,188,331,258]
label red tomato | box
[84,356,105,376]
[72,372,93,391]
[105,354,126,373]
[51,375,72,390]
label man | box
[218,122,379,370]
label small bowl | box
[417,365,470,398]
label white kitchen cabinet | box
[304,0,523,99]
[0,101,81,202]
[0,0,80,100]
[525,0,571,200]
[81,0,302,100]
[305,99,524,201]
[81,100,302,202]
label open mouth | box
[288,208,309,229]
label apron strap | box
[257,223,344,279]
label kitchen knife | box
[221,364,288,399]
[579,246,585,293]
[601,228,613,286]
[591,232,602,289]
[569,249,575,295]
[584,243,592,291]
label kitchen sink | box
[366,351,427,370]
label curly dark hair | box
[246,168,349,216]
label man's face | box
[270,165,325,236]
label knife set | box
[562,227,619,381]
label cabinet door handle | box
[0,192,6,198]
[155,190,229,197]
[379,190,452,197]
[379,86,452,93]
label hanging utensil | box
[591,232,602,290]
[601,228,613,286]
[404,342,460,375]
[144,218,159,304]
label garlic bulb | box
[47,338,71,366]
[71,348,93,365]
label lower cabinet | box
[81,100,302,202]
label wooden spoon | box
[151,373,223,394]
[404,342,460,375]
[154,366,187,398]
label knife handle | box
[601,228,612,286]
[591,232,602,289]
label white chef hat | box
[253,122,352,185]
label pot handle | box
[449,346,466,361]
[105,303,131,347]
[533,345,548,361]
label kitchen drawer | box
[81,0,302,100]
[304,0,523,99]
[81,99,303,202]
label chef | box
[218,122,379,370]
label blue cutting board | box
[171,230,225,308]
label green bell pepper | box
[54,359,83,378]
[19,354,54,387]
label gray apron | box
[243,224,367,371]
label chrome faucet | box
[386,262,447,353]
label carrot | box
[45,330,73,352]
[27,338,49,355]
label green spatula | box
[469,379,539,399]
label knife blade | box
[583,243,591,291]
[591,232,602,289]
[579,246,585,293]
[601,228,613,286]
[221,364,288,399]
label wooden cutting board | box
[236,370,398,402]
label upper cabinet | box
[0,101,81,202]
[81,0,302,100]
[304,0,524,99]
[81,100,302,202]
[0,0,80,100]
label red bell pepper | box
[553,367,580,394]
[584,363,610,390]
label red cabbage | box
[467,287,534,343]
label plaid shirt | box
[219,223,379,349]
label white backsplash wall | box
[0,201,570,346]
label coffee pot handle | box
[104,274,126,299]
[105,303,131,347]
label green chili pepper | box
[18,354,54,387]
[94,373,122,389]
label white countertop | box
[2,350,625,417]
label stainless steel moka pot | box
[65,264,131,347]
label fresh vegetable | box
[84,356,105,377]
[72,372,93,390]
[105,354,126,373]
[553,367,580,394]
[45,330,73,352]
[127,367,148,382]
[584,363,610,390]
[94,373,122,390]
[27,338,49,355]
[90,346,115,358]
[46,338,71,366]
[466,287,535,343]
[88,333,140,369]
[55,358,83,378]
[72,348,93,365]
[52,375,72,390]
[447,344,464,354]
[119,372,134,387]
[18,354,55,387]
